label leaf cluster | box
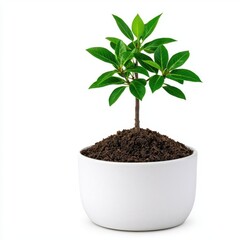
[86,14,201,106]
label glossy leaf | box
[112,15,134,41]
[89,70,117,89]
[87,47,118,66]
[89,76,125,88]
[107,37,122,50]
[167,51,190,70]
[134,53,158,73]
[142,14,162,41]
[121,51,134,65]
[110,42,116,50]
[125,60,135,69]
[163,84,186,99]
[143,60,160,70]
[149,75,164,93]
[106,37,122,45]
[167,69,201,82]
[132,14,145,39]
[128,41,137,50]
[115,40,127,58]
[129,80,146,100]
[109,86,126,106]
[143,38,176,53]
[136,78,147,86]
[154,45,168,71]
[166,77,184,84]
[126,66,149,77]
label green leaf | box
[125,60,135,69]
[106,37,123,51]
[136,78,147,86]
[149,75,164,93]
[143,38,176,53]
[126,66,149,77]
[167,51,190,70]
[134,53,158,73]
[87,47,118,66]
[106,37,122,45]
[128,41,137,50]
[89,76,125,88]
[121,51,134,65]
[143,60,161,70]
[89,70,117,89]
[115,40,127,60]
[142,14,162,41]
[132,14,145,39]
[167,69,201,82]
[154,45,168,71]
[129,80,146,100]
[110,42,116,50]
[113,15,134,41]
[163,84,186,99]
[109,86,126,106]
[166,77,184,84]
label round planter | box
[78,148,197,231]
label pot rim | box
[79,146,197,165]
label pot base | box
[90,218,187,232]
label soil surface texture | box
[81,128,193,162]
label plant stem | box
[134,61,140,131]
[135,97,140,131]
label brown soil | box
[81,128,193,162]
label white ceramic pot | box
[78,148,197,231]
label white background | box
[1,0,240,239]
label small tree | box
[87,14,201,131]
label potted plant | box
[79,14,201,231]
